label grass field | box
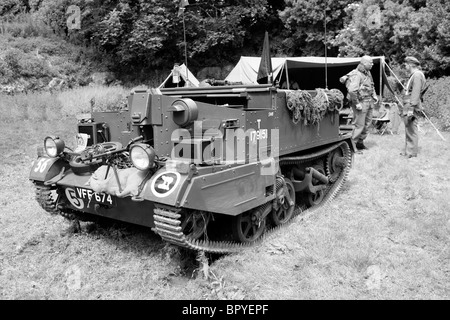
[0,105,449,300]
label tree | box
[278,0,354,56]
[333,0,450,76]
[91,0,276,69]
[180,0,272,66]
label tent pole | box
[285,60,290,90]
[277,62,285,87]
[324,0,328,89]
[385,62,405,90]
[379,56,384,107]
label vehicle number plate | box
[76,187,115,207]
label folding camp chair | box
[371,110,391,135]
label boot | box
[356,142,368,150]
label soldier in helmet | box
[341,55,379,151]
[400,56,426,158]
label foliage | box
[184,0,270,65]
[279,0,354,56]
[0,0,29,17]
[7,0,281,72]
[0,33,98,91]
[333,0,450,76]
[423,76,450,131]
[1,0,450,90]
[87,0,274,69]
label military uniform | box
[344,63,378,149]
[401,56,426,158]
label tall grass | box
[0,85,130,122]
[0,99,449,299]
[0,91,62,122]
[57,85,130,116]
[210,124,450,299]
[0,12,53,38]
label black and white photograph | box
[0,0,449,306]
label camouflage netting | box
[285,88,344,125]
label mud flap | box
[29,156,69,183]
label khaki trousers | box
[351,101,374,144]
[403,115,419,156]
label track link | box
[152,140,353,254]
[34,183,60,215]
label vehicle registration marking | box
[75,187,115,206]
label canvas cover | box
[159,63,200,88]
[225,56,386,95]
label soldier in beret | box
[401,56,427,158]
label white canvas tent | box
[225,56,386,97]
[159,63,200,88]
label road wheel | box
[232,209,266,243]
[271,178,295,226]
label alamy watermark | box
[366,5,381,30]
[66,5,81,30]
[169,121,280,176]
[65,264,82,290]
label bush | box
[18,55,53,78]
[1,13,53,38]
[3,47,23,73]
[423,76,450,132]
[0,34,98,90]
[0,59,14,83]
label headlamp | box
[44,136,65,157]
[130,144,156,170]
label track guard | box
[29,156,69,183]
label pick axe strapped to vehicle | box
[384,62,446,142]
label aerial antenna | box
[178,0,189,85]
[324,0,328,89]
[182,10,188,69]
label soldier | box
[400,56,426,158]
[341,55,379,151]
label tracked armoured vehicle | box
[30,80,355,253]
